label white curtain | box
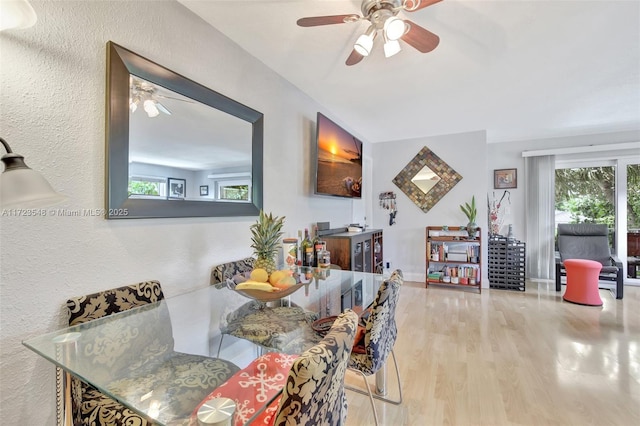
[525,155,555,280]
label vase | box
[467,222,477,239]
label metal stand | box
[375,363,387,396]
[345,350,403,426]
[197,397,236,425]
[53,333,81,426]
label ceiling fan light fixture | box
[384,39,401,58]
[143,99,160,118]
[384,16,406,41]
[354,35,373,56]
[354,25,376,56]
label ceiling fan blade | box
[156,102,172,115]
[401,20,440,53]
[157,94,195,104]
[345,49,364,66]
[297,14,359,27]
[404,0,443,12]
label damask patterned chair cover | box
[347,269,403,426]
[273,309,358,425]
[220,304,320,355]
[210,257,256,288]
[191,309,358,426]
[211,258,319,357]
[66,280,240,426]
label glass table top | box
[23,267,384,425]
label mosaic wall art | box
[392,146,462,213]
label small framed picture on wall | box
[494,168,517,189]
[200,185,209,196]
[168,178,186,199]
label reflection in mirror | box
[128,76,253,203]
[106,41,263,219]
[392,146,462,213]
[411,166,441,194]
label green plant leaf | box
[460,196,477,222]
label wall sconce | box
[0,0,37,31]
[1,137,67,208]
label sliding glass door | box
[555,163,616,243]
[555,158,639,283]
[623,162,640,279]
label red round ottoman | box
[563,259,603,306]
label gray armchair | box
[555,224,623,299]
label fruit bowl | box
[233,282,305,302]
[227,279,306,302]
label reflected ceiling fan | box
[129,76,194,118]
[297,0,442,66]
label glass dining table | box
[23,266,385,425]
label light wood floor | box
[344,281,640,426]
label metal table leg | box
[375,362,387,395]
[53,333,80,426]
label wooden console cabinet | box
[323,229,383,273]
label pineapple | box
[250,210,285,275]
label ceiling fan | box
[297,0,442,66]
[129,76,194,118]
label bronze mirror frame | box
[392,146,462,213]
[105,41,263,219]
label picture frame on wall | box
[200,185,209,196]
[494,169,517,189]
[168,178,186,199]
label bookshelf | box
[426,226,481,293]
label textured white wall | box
[372,131,488,283]
[0,1,362,424]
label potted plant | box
[460,196,478,239]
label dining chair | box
[66,280,240,426]
[192,309,359,426]
[271,309,358,425]
[218,302,320,355]
[346,269,404,426]
[210,257,255,288]
[211,258,320,357]
[555,223,623,299]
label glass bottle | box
[312,226,323,267]
[301,228,314,267]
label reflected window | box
[220,185,249,201]
[218,180,251,201]
[128,176,166,199]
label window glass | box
[128,177,166,198]
[555,165,616,247]
[219,184,250,201]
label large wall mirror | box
[392,146,462,213]
[106,41,263,219]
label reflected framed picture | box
[168,178,186,199]
[494,168,517,189]
[200,185,209,196]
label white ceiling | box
[178,0,640,144]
